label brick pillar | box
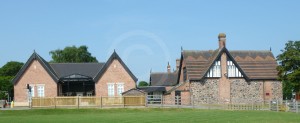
[219,53,230,103]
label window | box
[30,85,34,97]
[107,83,114,96]
[227,60,243,77]
[117,83,124,96]
[206,60,221,77]
[37,85,44,97]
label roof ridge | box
[183,49,216,52]
[229,50,272,52]
[49,62,105,64]
[151,72,177,74]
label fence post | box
[296,101,298,113]
[285,100,288,112]
[161,95,163,108]
[176,95,179,108]
[145,95,147,107]
[100,96,102,108]
[77,96,80,109]
[269,101,272,111]
[276,100,279,112]
[192,96,194,109]
[123,96,125,108]
[54,97,56,109]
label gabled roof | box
[182,48,222,81]
[150,72,178,86]
[229,50,278,80]
[122,88,146,95]
[12,51,138,84]
[182,47,277,81]
[12,52,59,84]
[50,63,105,79]
[93,51,138,82]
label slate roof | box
[50,63,105,78]
[150,72,178,86]
[182,48,278,81]
[137,86,166,93]
[93,51,138,82]
[12,52,59,84]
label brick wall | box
[95,59,136,97]
[14,60,57,106]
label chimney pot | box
[167,62,171,73]
[218,33,226,49]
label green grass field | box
[0,108,299,123]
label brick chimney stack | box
[218,33,226,49]
[167,62,171,73]
[176,59,180,71]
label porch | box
[58,74,95,97]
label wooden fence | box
[32,96,145,108]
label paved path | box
[0,107,30,110]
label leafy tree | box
[0,61,24,76]
[0,76,13,99]
[49,45,98,63]
[138,81,149,87]
[277,40,300,99]
[0,61,24,99]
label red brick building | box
[12,51,137,106]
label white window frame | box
[30,85,35,97]
[107,83,115,96]
[206,60,221,77]
[227,60,243,77]
[117,83,124,96]
[37,85,45,97]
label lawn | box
[0,108,299,123]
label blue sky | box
[0,0,299,81]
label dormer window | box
[206,60,221,77]
[227,60,243,77]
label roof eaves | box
[94,51,138,82]
[198,48,223,80]
[11,52,59,85]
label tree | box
[277,40,300,99]
[0,61,24,76]
[0,61,24,99]
[49,45,98,63]
[0,76,14,99]
[138,81,149,87]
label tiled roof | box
[182,48,278,80]
[229,50,278,80]
[183,49,220,80]
[150,72,178,86]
